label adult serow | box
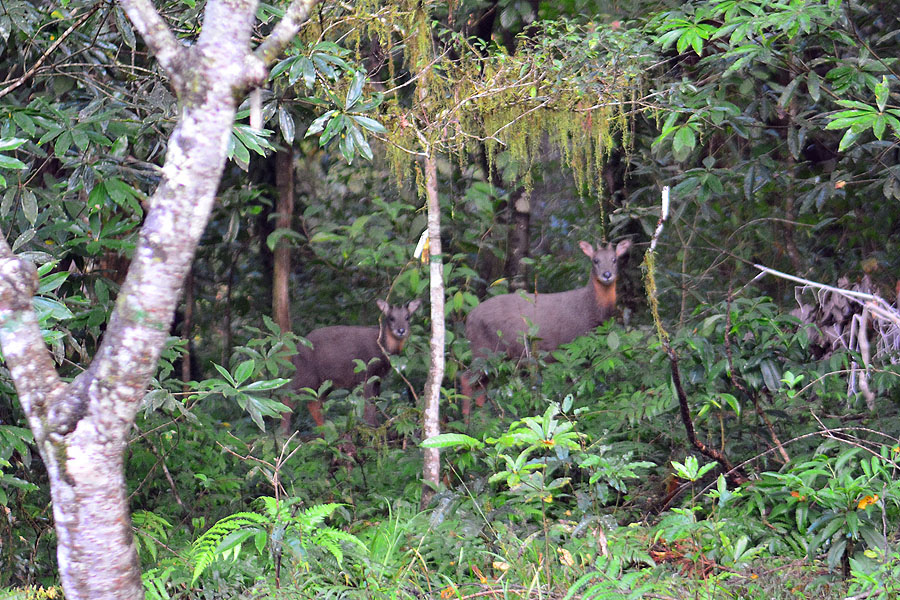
[461,239,632,419]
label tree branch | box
[118,0,186,78]
[644,187,747,486]
[254,0,321,66]
[0,238,66,441]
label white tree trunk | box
[0,0,318,597]
[421,150,444,503]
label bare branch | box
[754,263,894,311]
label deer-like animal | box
[461,239,631,418]
[284,299,421,429]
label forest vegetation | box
[1,0,899,598]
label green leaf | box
[288,55,307,86]
[71,128,89,152]
[837,126,863,152]
[234,360,255,385]
[339,131,354,163]
[874,76,889,113]
[759,359,781,392]
[421,433,483,450]
[278,107,295,143]
[270,55,297,80]
[37,127,64,147]
[54,131,72,158]
[346,71,365,110]
[872,115,886,140]
[300,57,316,88]
[673,126,696,161]
[320,114,346,146]
[212,363,237,386]
[778,77,801,109]
[0,156,25,173]
[350,114,386,134]
[607,329,620,351]
[33,296,74,321]
[115,6,136,50]
[309,231,342,243]
[0,137,26,152]
[11,113,36,136]
[305,111,335,138]
[266,227,303,251]
[110,135,129,158]
[11,228,35,252]
[242,379,290,392]
[348,125,372,161]
[233,125,274,155]
[37,272,69,294]
[656,29,684,51]
[807,70,821,102]
[229,133,251,170]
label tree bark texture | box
[274,149,296,433]
[504,190,531,291]
[273,149,295,332]
[421,150,444,506]
[0,0,319,598]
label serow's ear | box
[406,299,422,314]
[578,241,594,258]
[615,239,633,257]
[376,299,390,314]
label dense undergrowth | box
[3,301,900,599]
[3,0,900,596]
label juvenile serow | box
[286,299,421,429]
[461,239,632,418]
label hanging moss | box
[307,9,653,210]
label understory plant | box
[190,498,364,587]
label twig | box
[644,186,747,485]
[0,4,102,100]
[724,296,790,464]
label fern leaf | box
[299,502,343,529]
[191,512,269,584]
[319,528,367,551]
[314,536,343,565]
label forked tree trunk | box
[421,149,444,506]
[0,1,318,598]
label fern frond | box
[255,496,280,519]
[298,502,343,529]
[317,528,367,551]
[191,512,269,584]
[313,536,343,565]
[132,510,173,537]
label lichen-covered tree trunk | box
[421,149,444,505]
[0,0,318,598]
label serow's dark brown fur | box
[290,299,421,428]
[461,239,631,419]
